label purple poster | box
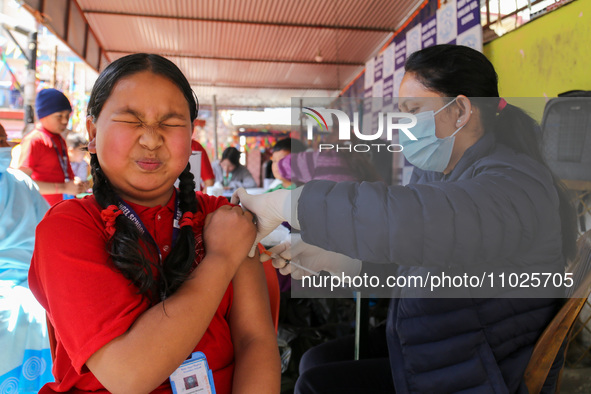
[394,36,407,71]
[457,0,480,34]
[422,15,437,48]
[374,53,384,83]
[383,74,394,107]
[364,87,373,113]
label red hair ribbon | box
[179,212,194,228]
[101,205,122,239]
[497,98,507,113]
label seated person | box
[190,130,215,189]
[262,138,306,292]
[212,147,256,190]
[66,133,90,182]
[0,123,52,392]
[267,138,307,192]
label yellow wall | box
[483,0,591,99]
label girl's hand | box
[203,205,257,267]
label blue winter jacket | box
[297,133,565,393]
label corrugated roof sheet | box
[27,0,425,107]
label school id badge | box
[169,351,216,394]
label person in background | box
[235,44,577,393]
[16,89,85,205]
[275,132,382,186]
[262,150,275,189]
[190,139,215,189]
[66,133,90,182]
[0,122,52,393]
[28,53,279,394]
[261,138,307,292]
[212,146,256,190]
[267,138,307,192]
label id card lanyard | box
[169,351,216,394]
[50,135,70,182]
[116,194,182,267]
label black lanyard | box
[116,195,182,265]
[49,135,70,182]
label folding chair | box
[524,230,591,393]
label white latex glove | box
[260,233,362,280]
[232,187,302,257]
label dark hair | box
[88,54,198,122]
[273,138,307,154]
[221,147,241,167]
[405,44,577,260]
[89,53,199,300]
[66,133,87,149]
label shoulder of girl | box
[44,195,102,223]
[195,191,230,213]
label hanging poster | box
[394,35,407,71]
[437,0,458,44]
[457,24,483,50]
[382,43,395,78]
[422,15,437,48]
[363,86,373,133]
[406,24,422,58]
[374,53,384,83]
[383,74,394,107]
[393,68,405,102]
[457,0,480,34]
[364,58,375,89]
[372,79,384,116]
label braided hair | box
[88,53,200,300]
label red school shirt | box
[191,140,215,184]
[18,126,75,205]
[29,191,235,393]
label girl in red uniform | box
[29,53,281,393]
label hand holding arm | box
[232,187,302,257]
[203,205,257,264]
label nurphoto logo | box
[301,107,417,153]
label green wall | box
[483,0,591,100]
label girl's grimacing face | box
[87,70,192,206]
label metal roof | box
[22,0,424,107]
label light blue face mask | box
[399,98,465,172]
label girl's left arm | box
[229,252,281,393]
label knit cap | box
[35,88,72,120]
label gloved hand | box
[260,233,362,280]
[232,187,302,257]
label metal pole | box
[212,95,218,160]
[70,61,76,95]
[51,45,58,88]
[23,31,37,136]
[354,292,369,360]
[299,98,304,141]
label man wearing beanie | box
[17,88,85,205]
